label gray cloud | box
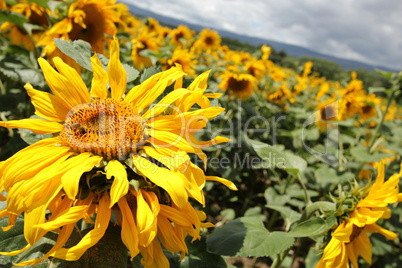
[123,0,402,70]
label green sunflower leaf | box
[286,215,337,238]
[237,217,295,257]
[0,10,28,28]
[250,139,307,176]
[54,38,93,71]
[206,217,295,258]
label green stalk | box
[354,87,398,177]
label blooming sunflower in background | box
[169,24,194,47]
[218,70,257,99]
[317,162,402,268]
[37,0,121,68]
[161,48,197,77]
[265,82,294,108]
[0,39,236,266]
[131,31,161,70]
[192,28,221,53]
[0,1,50,51]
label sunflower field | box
[1,0,402,267]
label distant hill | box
[124,2,396,72]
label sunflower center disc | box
[59,99,144,160]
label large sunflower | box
[317,162,401,268]
[0,39,236,266]
[37,0,121,67]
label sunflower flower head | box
[317,161,402,268]
[37,0,121,67]
[0,2,50,50]
[218,69,257,99]
[0,39,236,266]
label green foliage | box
[206,217,295,258]
[250,139,307,176]
[54,38,93,71]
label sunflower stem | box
[354,78,399,178]
[297,173,311,205]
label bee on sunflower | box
[0,39,236,266]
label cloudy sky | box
[122,0,402,70]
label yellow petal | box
[124,66,186,111]
[61,153,102,200]
[157,215,188,254]
[1,140,70,191]
[23,184,63,245]
[198,136,230,148]
[135,189,159,247]
[365,223,398,240]
[117,196,140,259]
[6,153,71,215]
[25,83,69,121]
[90,54,108,99]
[206,176,238,190]
[204,92,222,98]
[0,119,62,134]
[14,223,75,266]
[38,57,88,110]
[146,130,195,153]
[139,238,169,268]
[108,39,126,100]
[132,155,188,208]
[106,160,129,207]
[34,205,88,231]
[142,88,191,119]
[159,204,193,227]
[187,70,211,92]
[146,106,224,130]
[52,57,90,104]
[50,193,111,261]
[0,244,32,257]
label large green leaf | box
[250,140,307,176]
[54,38,93,71]
[206,217,294,258]
[237,217,294,257]
[266,205,301,226]
[287,216,337,238]
[206,218,245,256]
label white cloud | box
[122,0,402,70]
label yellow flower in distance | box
[161,48,197,77]
[0,39,236,266]
[192,28,221,53]
[37,0,121,67]
[0,2,49,50]
[317,162,401,268]
[219,71,257,99]
[131,31,161,70]
[169,24,194,47]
